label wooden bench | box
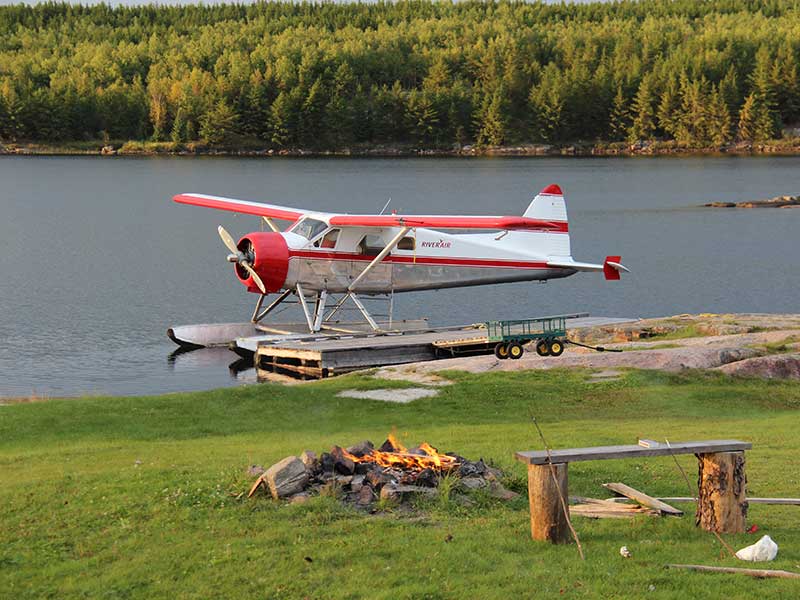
[514,439,752,543]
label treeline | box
[0,0,799,149]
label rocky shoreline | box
[374,313,800,383]
[4,139,800,158]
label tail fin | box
[519,184,570,257]
[524,184,568,223]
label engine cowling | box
[235,232,289,293]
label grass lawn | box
[1,369,799,599]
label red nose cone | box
[235,232,289,293]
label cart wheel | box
[548,339,564,357]
[494,343,509,359]
[535,340,550,356]
[508,342,524,360]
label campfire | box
[248,434,518,507]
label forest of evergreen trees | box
[0,0,798,150]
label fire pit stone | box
[380,483,438,502]
[265,456,309,499]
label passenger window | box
[317,229,340,249]
[358,234,385,256]
[397,236,415,251]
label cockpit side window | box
[291,218,328,241]
[314,228,340,249]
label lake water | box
[1,155,799,397]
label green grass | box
[2,369,800,599]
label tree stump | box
[527,462,570,543]
[696,451,748,533]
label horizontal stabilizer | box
[547,255,629,281]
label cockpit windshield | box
[291,218,328,241]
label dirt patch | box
[373,368,453,387]
[336,388,439,403]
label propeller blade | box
[217,225,239,254]
[241,261,266,294]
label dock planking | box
[254,316,637,379]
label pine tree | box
[199,100,239,145]
[718,65,740,119]
[748,45,779,135]
[628,75,656,141]
[656,77,680,139]
[737,92,775,142]
[475,89,507,146]
[706,86,731,148]
[674,76,707,146]
[171,108,187,143]
[405,90,439,146]
[528,84,563,143]
[608,85,630,141]
[270,91,295,148]
[773,45,800,124]
[298,77,326,148]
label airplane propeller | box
[217,225,266,294]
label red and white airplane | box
[174,184,628,332]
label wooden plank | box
[665,564,800,580]
[571,503,657,519]
[515,440,752,465]
[658,497,800,505]
[602,482,684,515]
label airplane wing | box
[547,256,630,280]
[328,214,567,231]
[173,193,313,222]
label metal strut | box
[295,283,315,332]
[251,288,292,324]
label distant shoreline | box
[4,139,800,158]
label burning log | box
[346,441,374,457]
[330,446,355,475]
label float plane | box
[173,184,628,332]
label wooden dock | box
[254,316,636,379]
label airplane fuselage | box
[281,225,576,294]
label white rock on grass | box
[336,388,439,404]
[735,535,778,562]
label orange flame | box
[343,434,459,472]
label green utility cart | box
[485,313,587,359]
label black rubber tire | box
[494,342,509,359]
[535,339,550,356]
[548,339,564,357]
[508,341,524,360]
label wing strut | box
[348,227,411,292]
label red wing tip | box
[541,184,563,195]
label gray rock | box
[265,456,309,499]
[288,492,311,504]
[716,353,800,379]
[300,450,317,469]
[380,483,437,502]
[459,477,487,491]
